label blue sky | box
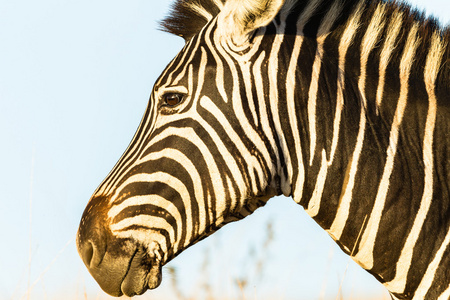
[0,0,448,299]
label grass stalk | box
[335,215,368,300]
[22,238,73,300]
[27,146,36,300]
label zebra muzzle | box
[77,195,162,296]
[78,237,163,297]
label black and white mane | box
[161,0,450,84]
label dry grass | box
[158,218,390,300]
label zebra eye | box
[162,93,184,107]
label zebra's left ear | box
[217,0,285,46]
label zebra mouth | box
[120,245,163,297]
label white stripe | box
[331,3,386,242]
[111,214,173,236]
[284,0,320,200]
[286,32,305,201]
[307,0,341,166]
[307,43,322,166]
[172,36,203,86]
[329,2,386,241]
[136,147,205,249]
[354,23,419,270]
[327,100,366,241]
[385,30,445,294]
[241,60,259,126]
[138,124,227,229]
[205,19,229,103]
[155,40,192,87]
[272,0,323,196]
[199,96,252,207]
[253,50,281,169]
[285,0,324,201]
[304,0,343,214]
[108,195,181,248]
[306,149,327,216]
[111,172,193,245]
[328,0,364,165]
[376,12,403,112]
[108,194,182,222]
[111,215,173,249]
[413,223,450,299]
[437,283,450,300]
[213,28,273,194]
[267,14,291,195]
[326,0,365,240]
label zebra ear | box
[217,0,285,46]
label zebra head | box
[77,0,289,296]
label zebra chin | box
[77,195,163,297]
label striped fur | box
[77,0,450,298]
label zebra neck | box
[266,0,450,297]
[270,0,381,220]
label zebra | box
[76,0,450,298]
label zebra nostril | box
[77,220,107,270]
[80,237,106,269]
[82,241,95,268]
[77,195,110,270]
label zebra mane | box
[160,0,450,82]
[160,0,449,38]
[160,0,225,40]
[160,0,296,40]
